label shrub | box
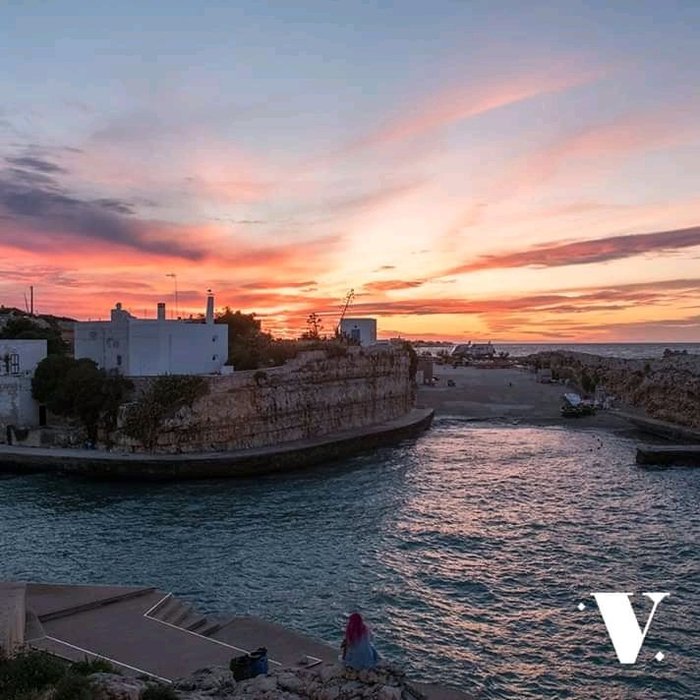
[53,672,93,700]
[32,356,132,442]
[71,656,117,676]
[323,342,348,359]
[122,375,208,450]
[141,683,179,699]
[0,648,66,699]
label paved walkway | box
[0,581,25,651]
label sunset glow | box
[2,1,699,340]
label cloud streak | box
[354,68,602,150]
[444,225,700,275]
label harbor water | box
[1,420,698,698]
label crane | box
[335,288,355,337]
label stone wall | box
[116,345,416,454]
[0,376,39,433]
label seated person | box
[341,612,379,669]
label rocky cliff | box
[528,351,700,429]
[116,346,416,454]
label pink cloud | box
[444,224,700,275]
[353,67,603,150]
[491,108,700,198]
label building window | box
[212,335,217,342]
[10,353,19,374]
[116,354,122,366]
[212,354,218,361]
[89,330,97,340]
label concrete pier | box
[0,581,469,699]
[636,445,700,467]
[0,582,26,652]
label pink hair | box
[345,612,369,646]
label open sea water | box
[1,420,698,698]
[419,342,700,359]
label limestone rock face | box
[115,347,416,454]
[528,351,700,429]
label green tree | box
[32,357,132,442]
[0,316,68,355]
[32,355,76,414]
[215,308,273,370]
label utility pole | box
[166,273,178,319]
[30,286,34,315]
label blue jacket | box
[343,633,379,669]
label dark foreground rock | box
[89,663,428,699]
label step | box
[152,597,187,623]
[198,620,223,637]
[145,592,173,618]
[176,611,206,631]
[171,604,195,627]
[186,617,209,633]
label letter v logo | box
[591,592,670,664]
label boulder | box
[89,673,148,700]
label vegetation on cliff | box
[0,313,69,356]
[122,375,208,450]
[32,356,133,442]
[214,308,358,370]
[0,648,117,700]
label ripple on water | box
[0,424,698,699]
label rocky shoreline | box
[87,661,448,700]
[527,350,700,430]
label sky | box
[1,0,700,342]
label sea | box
[1,420,698,698]
[417,342,700,359]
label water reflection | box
[0,422,698,698]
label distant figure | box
[341,612,379,669]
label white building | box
[0,339,47,431]
[340,318,377,346]
[74,295,229,377]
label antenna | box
[166,273,178,319]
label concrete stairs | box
[145,593,223,636]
